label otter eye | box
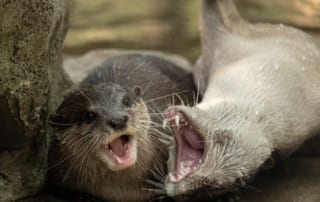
[122,96,132,107]
[84,111,97,123]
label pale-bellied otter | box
[48,53,196,201]
[162,0,320,200]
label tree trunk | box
[0,0,71,201]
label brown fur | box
[48,53,195,201]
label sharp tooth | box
[159,138,171,145]
[124,144,129,153]
[115,156,122,164]
[175,115,180,126]
[169,173,176,182]
[199,159,202,164]
[162,119,167,129]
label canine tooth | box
[175,115,180,126]
[162,119,167,129]
[115,156,122,164]
[169,173,176,181]
[199,159,202,163]
[159,138,171,145]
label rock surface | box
[0,0,71,201]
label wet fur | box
[48,54,195,201]
[165,0,320,199]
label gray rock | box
[0,0,71,201]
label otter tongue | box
[172,126,204,182]
[179,127,204,168]
[181,127,204,149]
[109,137,126,158]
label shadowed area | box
[0,96,27,150]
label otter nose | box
[108,115,128,130]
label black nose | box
[108,115,128,130]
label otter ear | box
[132,86,142,97]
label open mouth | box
[164,108,205,183]
[101,134,137,171]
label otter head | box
[49,82,148,171]
[163,105,273,199]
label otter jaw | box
[98,127,139,171]
[164,107,206,184]
[164,105,273,198]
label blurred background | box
[63,0,320,62]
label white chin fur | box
[165,182,177,197]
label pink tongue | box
[180,127,204,149]
[109,137,126,157]
[181,142,203,163]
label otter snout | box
[108,115,129,130]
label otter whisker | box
[239,184,260,192]
[195,78,201,105]
[142,187,166,194]
[150,167,166,183]
[145,179,165,189]
[74,86,93,105]
[173,92,186,106]
[48,121,76,126]
[145,90,190,104]
[151,129,172,140]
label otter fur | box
[48,53,195,201]
[162,0,320,199]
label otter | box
[48,53,195,201]
[162,0,320,199]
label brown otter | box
[162,0,320,199]
[48,53,195,201]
